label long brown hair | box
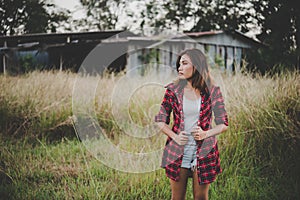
[175,48,214,95]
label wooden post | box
[59,53,63,71]
[3,41,7,75]
[2,54,6,75]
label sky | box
[53,0,84,19]
[53,0,80,11]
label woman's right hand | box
[173,131,189,145]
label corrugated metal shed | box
[0,30,261,75]
[0,30,134,74]
[124,30,261,75]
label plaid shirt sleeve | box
[154,88,173,125]
[211,86,228,126]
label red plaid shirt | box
[155,82,228,184]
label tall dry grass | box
[0,69,299,199]
[0,71,75,139]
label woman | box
[155,48,228,200]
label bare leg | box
[192,170,210,200]
[170,168,190,200]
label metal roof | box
[184,30,224,37]
[0,30,262,52]
[0,30,135,44]
[184,30,262,46]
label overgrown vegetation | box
[0,70,299,199]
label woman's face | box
[178,54,194,80]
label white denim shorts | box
[181,134,197,170]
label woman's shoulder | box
[165,82,176,89]
[210,85,224,98]
[165,79,185,90]
[211,85,221,91]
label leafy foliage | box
[250,0,300,71]
[138,0,255,33]
[0,0,69,35]
[79,0,125,30]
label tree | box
[24,0,70,33]
[139,0,166,30]
[139,0,255,33]
[0,0,24,35]
[192,0,254,32]
[0,0,69,35]
[139,0,195,31]
[79,0,126,31]
[252,0,300,70]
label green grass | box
[0,70,299,199]
[0,135,172,199]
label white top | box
[183,95,201,142]
[181,94,201,169]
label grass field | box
[0,69,299,199]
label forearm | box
[156,122,177,140]
[206,124,228,138]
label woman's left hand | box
[191,126,207,141]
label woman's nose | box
[178,64,183,70]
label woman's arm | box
[192,124,228,140]
[207,124,228,137]
[192,86,229,140]
[157,122,189,145]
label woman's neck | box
[184,81,201,99]
[185,81,194,90]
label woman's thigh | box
[170,168,191,200]
[192,170,210,200]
